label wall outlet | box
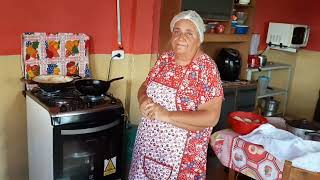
[111,49,125,60]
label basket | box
[228,111,268,135]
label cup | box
[207,22,218,33]
[258,76,269,95]
[239,0,250,5]
[247,55,260,68]
[215,24,225,34]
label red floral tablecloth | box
[210,129,284,180]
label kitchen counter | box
[213,81,257,132]
[222,80,257,89]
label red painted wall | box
[254,0,320,51]
[0,0,160,55]
[2,0,319,55]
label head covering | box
[170,10,206,42]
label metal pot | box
[258,55,267,67]
[259,97,280,116]
[264,98,280,112]
[286,119,320,141]
[74,77,124,96]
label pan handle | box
[305,131,320,137]
[108,77,124,83]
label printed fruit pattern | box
[47,64,60,75]
[46,41,60,58]
[66,61,79,76]
[264,165,272,177]
[26,64,40,80]
[25,41,40,60]
[65,40,79,57]
[84,64,91,77]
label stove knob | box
[87,103,92,108]
[60,105,68,112]
[79,103,85,109]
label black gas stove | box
[27,87,124,126]
[26,86,125,180]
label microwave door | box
[292,27,309,45]
[291,27,304,44]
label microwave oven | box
[266,22,310,48]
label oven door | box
[53,119,123,180]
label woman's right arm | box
[137,81,154,118]
[138,52,167,118]
[137,80,148,105]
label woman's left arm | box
[154,96,223,131]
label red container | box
[228,111,268,135]
[215,24,225,34]
[247,55,260,68]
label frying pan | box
[32,75,74,92]
[74,77,124,96]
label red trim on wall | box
[0,0,161,55]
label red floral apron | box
[129,52,223,180]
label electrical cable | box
[259,45,269,55]
[107,53,121,81]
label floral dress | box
[129,51,224,180]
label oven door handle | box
[61,120,120,135]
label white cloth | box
[240,123,320,172]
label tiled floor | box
[206,155,229,180]
[124,150,253,180]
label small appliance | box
[216,48,241,81]
[266,22,310,48]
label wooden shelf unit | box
[158,0,256,78]
[204,33,251,43]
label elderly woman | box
[129,10,224,179]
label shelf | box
[257,87,287,98]
[246,63,292,81]
[247,63,291,72]
[262,111,283,117]
[204,33,251,43]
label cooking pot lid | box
[286,119,320,130]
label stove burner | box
[40,89,61,97]
[31,86,119,112]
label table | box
[210,129,284,180]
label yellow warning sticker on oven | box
[104,157,116,176]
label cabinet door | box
[213,88,236,132]
[236,87,257,112]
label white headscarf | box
[170,10,206,42]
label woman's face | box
[171,19,201,57]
